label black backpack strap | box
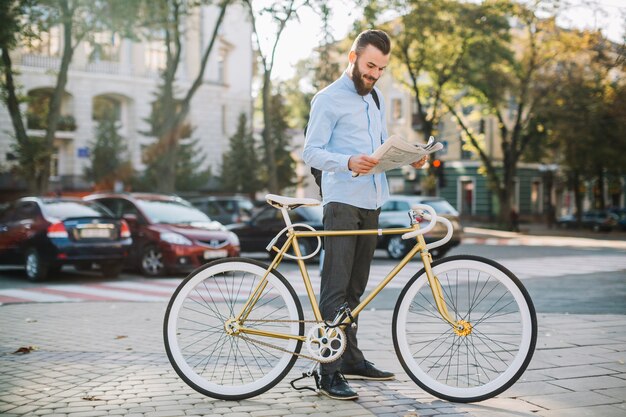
[371,88,380,110]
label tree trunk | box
[1,48,37,192]
[262,72,279,193]
[40,0,76,194]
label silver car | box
[377,195,463,259]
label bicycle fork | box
[416,234,473,337]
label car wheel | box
[101,262,123,278]
[430,247,449,260]
[386,236,409,260]
[288,238,316,262]
[25,248,49,281]
[140,245,165,277]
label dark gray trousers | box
[319,202,379,375]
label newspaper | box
[354,135,443,176]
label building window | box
[531,179,542,214]
[87,32,121,62]
[221,104,227,135]
[459,134,473,160]
[50,147,59,178]
[93,96,122,122]
[145,41,167,72]
[391,98,403,122]
[25,26,62,56]
[217,50,227,84]
[458,179,475,215]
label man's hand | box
[348,154,379,174]
[411,155,429,169]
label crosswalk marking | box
[1,254,624,305]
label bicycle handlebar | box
[401,204,454,251]
[401,204,437,239]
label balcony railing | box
[27,113,77,132]
[19,54,61,70]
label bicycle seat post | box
[279,206,293,231]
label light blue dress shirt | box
[302,72,390,210]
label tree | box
[243,0,308,193]
[267,91,296,191]
[140,0,230,193]
[538,30,626,219]
[1,0,134,193]
[84,114,132,190]
[220,113,262,198]
[447,2,563,227]
[360,0,511,194]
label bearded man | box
[302,29,428,400]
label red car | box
[84,193,240,276]
[0,197,131,280]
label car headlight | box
[161,232,193,246]
[228,231,240,246]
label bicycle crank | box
[305,323,346,363]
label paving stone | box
[523,391,621,409]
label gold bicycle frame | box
[232,221,460,342]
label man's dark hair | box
[351,29,391,56]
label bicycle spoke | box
[394,257,536,402]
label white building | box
[0,4,253,195]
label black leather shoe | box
[341,360,395,380]
[318,371,358,400]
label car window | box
[238,200,254,214]
[422,200,458,215]
[14,202,40,220]
[396,201,411,211]
[205,201,222,217]
[95,198,120,216]
[136,199,210,224]
[43,200,111,219]
[254,208,280,225]
[381,201,396,212]
[119,200,141,218]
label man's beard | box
[352,60,378,96]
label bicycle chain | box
[234,333,322,362]
[234,319,328,363]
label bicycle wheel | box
[164,258,304,400]
[393,255,537,403]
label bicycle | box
[164,194,537,403]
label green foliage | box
[9,135,50,186]
[267,92,296,191]
[537,30,626,209]
[220,113,262,196]
[84,115,132,190]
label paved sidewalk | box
[1,302,625,417]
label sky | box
[260,0,625,81]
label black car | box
[556,210,619,232]
[227,204,323,257]
[0,197,132,280]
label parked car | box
[0,197,132,281]
[377,195,463,259]
[84,193,240,276]
[228,195,462,261]
[609,208,626,231]
[556,210,619,232]
[227,204,323,258]
[188,195,256,225]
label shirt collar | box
[340,71,358,94]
